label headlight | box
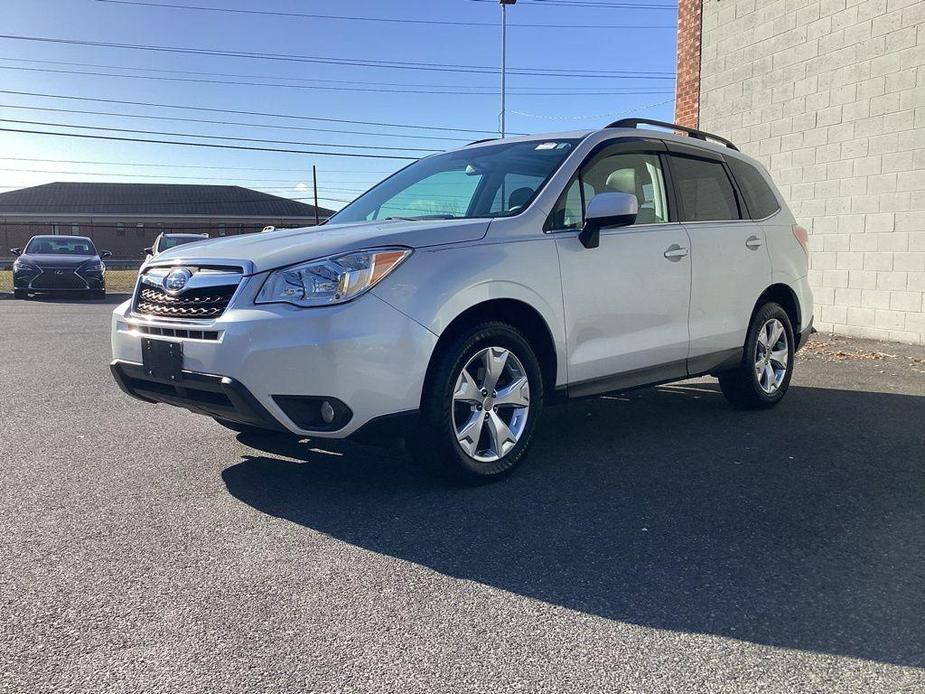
[13,260,38,273]
[78,260,105,273]
[256,247,412,307]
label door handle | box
[663,244,689,260]
[745,235,763,250]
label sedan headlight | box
[256,247,412,307]
[78,260,105,273]
[12,259,38,273]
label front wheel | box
[13,289,28,299]
[719,302,795,409]
[412,322,543,483]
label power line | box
[94,0,677,28]
[0,34,677,80]
[0,103,481,144]
[0,156,397,175]
[0,118,443,153]
[0,193,347,208]
[0,90,512,135]
[0,57,675,94]
[0,166,372,188]
[469,0,676,7]
[0,221,342,228]
[0,64,674,97]
[0,127,421,160]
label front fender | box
[371,238,568,386]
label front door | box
[549,141,692,395]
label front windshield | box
[159,235,203,252]
[25,237,97,255]
[329,138,580,224]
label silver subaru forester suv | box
[111,118,813,482]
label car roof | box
[459,124,763,170]
[28,234,93,242]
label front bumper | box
[15,268,104,292]
[111,287,438,438]
[111,360,288,432]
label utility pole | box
[312,164,320,226]
[499,0,516,138]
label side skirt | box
[562,348,744,400]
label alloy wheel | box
[452,346,531,463]
[754,318,789,395]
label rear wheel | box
[412,322,543,483]
[13,289,27,299]
[719,302,794,409]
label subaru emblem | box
[164,267,192,294]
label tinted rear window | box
[670,155,740,222]
[727,157,781,219]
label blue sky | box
[0,0,677,210]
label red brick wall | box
[675,0,703,128]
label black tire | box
[411,321,544,483]
[213,418,274,437]
[92,289,106,300]
[719,302,795,410]
[13,289,28,299]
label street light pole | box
[312,164,320,226]
[500,0,516,138]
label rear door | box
[666,142,771,371]
[550,138,692,394]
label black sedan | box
[11,235,111,299]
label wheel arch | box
[421,298,559,407]
[753,283,801,336]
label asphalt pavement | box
[1,297,923,693]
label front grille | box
[134,324,220,341]
[136,285,236,319]
[31,270,87,290]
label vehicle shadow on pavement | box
[222,383,925,667]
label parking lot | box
[1,297,923,693]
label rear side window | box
[726,157,781,219]
[669,154,740,222]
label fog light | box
[271,395,352,431]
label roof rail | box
[605,118,739,151]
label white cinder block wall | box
[698,0,925,345]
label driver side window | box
[546,149,670,231]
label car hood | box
[19,253,98,268]
[147,218,491,273]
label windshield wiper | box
[384,214,459,221]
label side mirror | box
[578,192,638,249]
[142,247,153,257]
[10,247,21,256]
[100,250,112,259]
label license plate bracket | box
[141,338,183,382]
